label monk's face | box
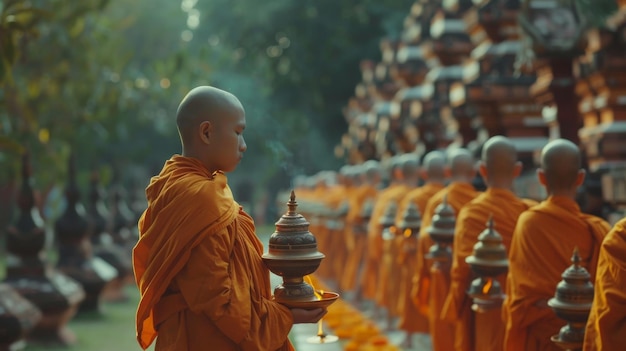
[208,106,247,173]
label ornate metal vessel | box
[466,216,508,311]
[380,201,398,241]
[262,191,338,308]
[426,195,456,263]
[548,248,594,351]
[398,201,421,254]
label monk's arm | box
[175,225,293,348]
[505,216,555,328]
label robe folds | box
[133,156,293,351]
[583,217,626,351]
[503,196,609,351]
[397,182,444,334]
[442,188,536,351]
[322,184,350,281]
[374,184,411,312]
[413,182,479,351]
[362,183,405,300]
[340,184,378,292]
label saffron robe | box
[340,184,378,292]
[583,217,626,351]
[413,182,479,351]
[361,183,404,300]
[133,156,293,351]
[324,184,350,281]
[375,184,411,314]
[502,196,609,351]
[397,182,444,334]
[442,188,536,351]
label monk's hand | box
[290,308,327,324]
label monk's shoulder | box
[584,214,611,232]
[171,172,234,212]
[602,218,626,260]
[511,208,542,236]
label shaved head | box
[400,153,420,177]
[176,86,247,173]
[447,148,475,180]
[481,136,519,183]
[176,86,244,146]
[362,160,381,185]
[422,150,446,180]
[540,139,583,192]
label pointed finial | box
[442,193,448,206]
[571,247,581,267]
[68,152,76,183]
[287,190,298,215]
[21,150,32,181]
[487,214,494,231]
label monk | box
[396,150,446,346]
[413,148,480,351]
[340,162,380,295]
[327,165,355,285]
[376,153,421,328]
[361,155,404,303]
[441,136,537,351]
[133,86,326,351]
[502,138,610,351]
[583,216,626,350]
[312,171,337,279]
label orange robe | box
[442,188,536,351]
[361,183,402,300]
[583,217,626,351]
[328,185,352,282]
[502,196,609,351]
[315,185,335,279]
[396,182,444,334]
[340,184,378,292]
[375,184,411,314]
[133,156,293,351]
[413,182,479,351]
[322,184,348,280]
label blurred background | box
[0,0,414,227]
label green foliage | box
[0,0,413,200]
[191,0,412,185]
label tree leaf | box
[0,134,24,154]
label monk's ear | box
[478,161,488,182]
[199,121,212,144]
[513,161,523,178]
[576,169,586,187]
[444,166,452,179]
[537,168,547,186]
[419,169,428,180]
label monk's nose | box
[240,137,247,152]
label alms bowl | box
[274,291,339,310]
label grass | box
[16,224,278,351]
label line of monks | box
[293,136,626,351]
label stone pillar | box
[4,152,85,346]
[0,283,41,351]
[86,171,132,302]
[54,154,117,313]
